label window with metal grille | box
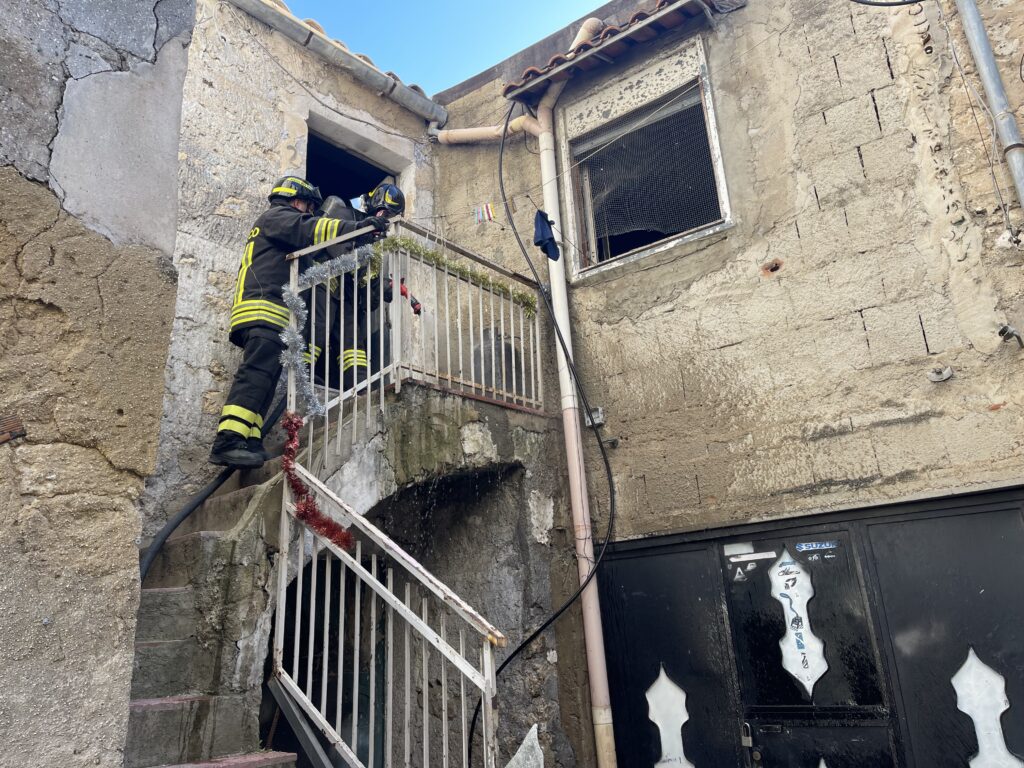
[570,81,724,270]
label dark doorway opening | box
[306,132,393,203]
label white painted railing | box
[274,465,505,768]
[276,222,514,767]
[293,220,544,460]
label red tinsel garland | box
[282,411,355,551]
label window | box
[569,80,726,271]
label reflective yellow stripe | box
[271,186,297,196]
[314,218,325,244]
[221,404,260,424]
[229,308,289,324]
[231,299,289,318]
[342,359,368,372]
[230,312,290,329]
[330,220,339,240]
[249,424,261,439]
[234,241,255,307]
[217,420,251,438]
[253,413,264,428]
[285,177,315,190]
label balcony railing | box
[276,220,526,767]
[289,220,544,459]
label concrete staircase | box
[129,459,294,768]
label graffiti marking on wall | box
[951,647,1024,768]
[645,665,695,767]
[770,548,828,697]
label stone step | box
[132,639,214,699]
[137,587,195,642]
[142,531,225,589]
[126,694,258,768]
[215,456,283,497]
[152,752,296,768]
[174,485,260,537]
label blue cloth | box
[533,209,560,261]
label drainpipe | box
[430,115,542,144]
[532,22,618,768]
[431,16,616,766]
[953,0,1024,209]
[433,16,617,767]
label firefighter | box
[312,183,406,392]
[209,175,389,468]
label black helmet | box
[365,184,405,217]
[268,176,323,206]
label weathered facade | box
[0,1,192,764]
[432,0,1024,764]
[3,0,1024,765]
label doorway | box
[599,487,1024,767]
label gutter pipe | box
[953,0,1024,210]
[431,115,543,144]
[225,0,448,125]
[532,22,619,768]
[434,16,617,767]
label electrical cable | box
[467,101,619,766]
[848,0,921,6]
[139,396,289,583]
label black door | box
[721,529,896,767]
[864,499,1024,766]
[600,488,1024,768]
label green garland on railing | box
[373,236,538,316]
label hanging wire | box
[849,0,921,5]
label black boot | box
[247,437,271,462]
[209,432,264,468]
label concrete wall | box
[0,1,190,764]
[141,0,437,537]
[430,0,1024,761]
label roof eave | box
[504,0,733,103]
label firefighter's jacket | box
[317,204,391,360]
[229,200,362,347]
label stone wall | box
[0,1,190,764]
[142,0,437,538]
[430,0,1024,760]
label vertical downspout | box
[953,0,1024,208]
[534,17,618,768]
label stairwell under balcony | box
[130,227,571,768]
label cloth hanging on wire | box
[533,209,560,261]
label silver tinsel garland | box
[279,246,373,417]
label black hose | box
[139,396,288,583]
[848,0,921,6]
[467,101,619,765]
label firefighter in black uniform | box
[209,175,389,468]
[314,184,406,391]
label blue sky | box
[283,0,604,96]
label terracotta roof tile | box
[502,0,710,99]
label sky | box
[283,0,604,96]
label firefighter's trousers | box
[217,327,284,444]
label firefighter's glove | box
[358,216,390,236]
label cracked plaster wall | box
[0,1,190,764]
[141,0,437,538]
[432,0,1024,761]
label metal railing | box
[293,220,544,460]
[276,221,515,767]
[274,470,505,768]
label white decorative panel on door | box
[769,549,828,697]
